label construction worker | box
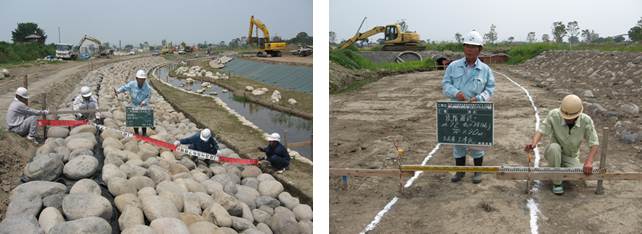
[524,94,599,195]
[73,86,100,123]
[442,30,496,184]
[115,70,152,137]
[257,133,290,174]
[174,129,220,158]
[6,87,49,144]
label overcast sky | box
[330,0,642,44]
[0,0,312,47]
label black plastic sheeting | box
[218,58,313,94]
[24,133,121,234]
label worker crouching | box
[174,129,220,162]
[257,133,290,174]
[6,87,49,144]
[73,86,101,123]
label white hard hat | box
[267,133,280,142]
[200,129,211,141]
[559,94,583,119]
[16,87,29,99]
[80,86,92,97]
[463,30,483,47]
[136,70,147,79]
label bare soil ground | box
[329,51,642,233]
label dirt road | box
[329,62,642,233]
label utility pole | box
[119,40,122,51]
[58,27,60,43]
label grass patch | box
[269,112,312,132]
[331,77,379,94]
[0,41,56,64]
[0,126,7,140]
[330,49,436,71]
[233,95,249,102]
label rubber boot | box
[450,157,466,182]
[473,156,483,184]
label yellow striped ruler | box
[401,165,606,174]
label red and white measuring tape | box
[38,120,258,165]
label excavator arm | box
[338,26,385,50]
[247,15,271,44]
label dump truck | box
[55,43,78,60]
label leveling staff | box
[524,94,599,195]
[115,70,152,137]
[442,30,496,184]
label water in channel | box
[154,66,313,161]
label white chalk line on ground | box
[361,71,543,233]
[495,70,542,234]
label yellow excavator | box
[77,35,112,57]
[247,15,286,57]
[161,42,173,54]
[339,18,424,51]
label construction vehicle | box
[161,42,173,54]
[179,41,197,53]
[55,43,78,60]
[338,18,424,51]
[247,15,286,57]
[77,35,112,57]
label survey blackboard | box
[436,101,493,146]
[126,106,154,128]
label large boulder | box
[63,155,99,179]
[69,178,101,195]
[114,193,143,212]
[258,180,284,198]
[269,212,301,234]
[62,193,113,220]
[108,176,138,197]
[141,196,180,222]
[118,204,145,231]
[5,190,42,217]
[66,138,95,151]
[10,181,66,201]
[39,207,65,234]
[23,153,63,181]
[149,218,190,234]
[0,213,44,234]
[48,126,70,138]
[69,124,97,135]
[48,217,111,234]
[202,203,232,227]
[211,190,243,216]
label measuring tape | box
[38,120,258,165]
[402,165,606,174]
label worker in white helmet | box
[73,86,100,123]
[115,70,152,136]
[257,133,290,174]
[6,87,50,144]
[442,30,496,184]
[174,128,221,159]
[525,95,599,195]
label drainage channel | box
[154,66,313,161]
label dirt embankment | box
[329,50,642,233]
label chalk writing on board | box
[436,102,493,146]
[126,106,154,127]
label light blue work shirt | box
[442,57,496,102]
[117,81,152,106]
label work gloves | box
[257,147,264,152]
[217,150,221,156]
[44,110,50,115]
[174,141,181,147]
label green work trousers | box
[544,143,582,185]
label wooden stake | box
[284,130,288,149]
[342,176,349,191]
[311,134,313,161]
[42,94,47,140]
[596,127,609,195]
[23,75,28,89]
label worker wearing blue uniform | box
[442,30,496,184]
[115,70,152,136]
[174,129,220,155]
[257,133,290,174]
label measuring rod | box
[401,165,606,174]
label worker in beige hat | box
[524,94,599,195]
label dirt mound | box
[0,133,38,221]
